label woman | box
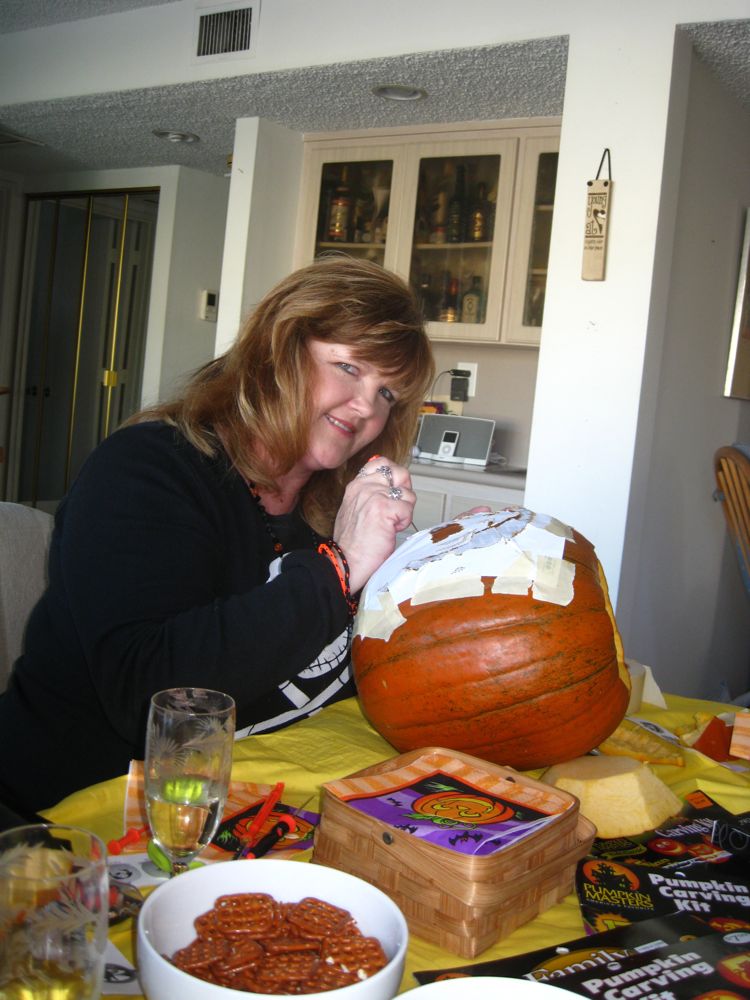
[0,255,434,815]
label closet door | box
[11,190,158,508]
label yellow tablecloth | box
[45,693,750,995]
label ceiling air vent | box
[195,1,259,60]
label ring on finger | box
[356,466,369,479]
[387,486,403,501]
[376,465,393,485]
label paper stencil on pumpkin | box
[356,507,575,643]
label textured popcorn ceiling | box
[0,3,747,178]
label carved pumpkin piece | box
[352,508,629,770]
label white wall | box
[525,9,690,600]
[617,53,750,699]
[159,167,229,399]
[215,119,303,355]
[431,342,538,469]
[0,1,589,104]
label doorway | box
[7,189,158,510]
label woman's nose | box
[350,382,379,416]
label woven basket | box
[312,747,595,958]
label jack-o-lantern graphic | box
[411,791,515,826]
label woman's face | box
[301,338,398,472]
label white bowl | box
[403,978,573,997]
[137,859,409,1000]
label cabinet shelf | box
[413,242,493,251]
[317,241,386,250]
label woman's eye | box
[379,386,396,404]
[336,362,357,375]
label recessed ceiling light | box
[372,84,427,102]
[152,129,200,143]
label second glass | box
[145,687,235,876]
[0,823,109,1000]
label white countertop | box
[409,456,526,490]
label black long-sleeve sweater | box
[0,422,353,813]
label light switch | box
[199,289,218,322]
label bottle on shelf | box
[447,164,466,243]
[437,273,460,323]
[469,181,488,242]
[416,273,434,321]
[430,161,453,244]
[460,275,484,324]
[413,170,430,244]
[327,166,352,242]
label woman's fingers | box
[333,458,415,592]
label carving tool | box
[235,793,316,860]
[240,813,297,859]
[233,781,284,859]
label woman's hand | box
[332,456,414,594]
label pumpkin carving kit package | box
[587,790,741,873]
[575,854,750,935]
[535,930,750,998]
[574,787,750,937]
[412,912,716,986]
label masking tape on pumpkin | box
[356,508,576,641]
[411,574,485,606]
[355,588,407,641]
[531,553,575,606]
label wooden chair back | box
[714,444,750,599]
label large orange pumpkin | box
[352,507,629,770]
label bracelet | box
[317,540,359,618]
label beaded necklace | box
[247,481,285,554]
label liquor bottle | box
[327,166,352,242]
[416,273,434,321]
[430,161,453,244]
[413,170,430,243]
[317,173,335,243]
[461,275,484,323]
[447,164,466,243]
[437,274,459,323]
[469,181,488,242]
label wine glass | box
[0,824,109,999]
[144,687,235,876]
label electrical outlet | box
[457,361,478,397]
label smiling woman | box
[0,255,434,817]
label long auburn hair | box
[131,255,434,535]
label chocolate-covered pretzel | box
[287,896,353,939]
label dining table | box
[43,689,750,997]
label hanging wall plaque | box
[582,149,612,281]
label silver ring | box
[387,486,403,501]
[356,467,368,479]
[376,465,393,485]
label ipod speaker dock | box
[416,414,495,467]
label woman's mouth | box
[325,414,355,435]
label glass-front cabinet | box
[314,158,394,266]
[500,135,560,345]
[294,123,560,346]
